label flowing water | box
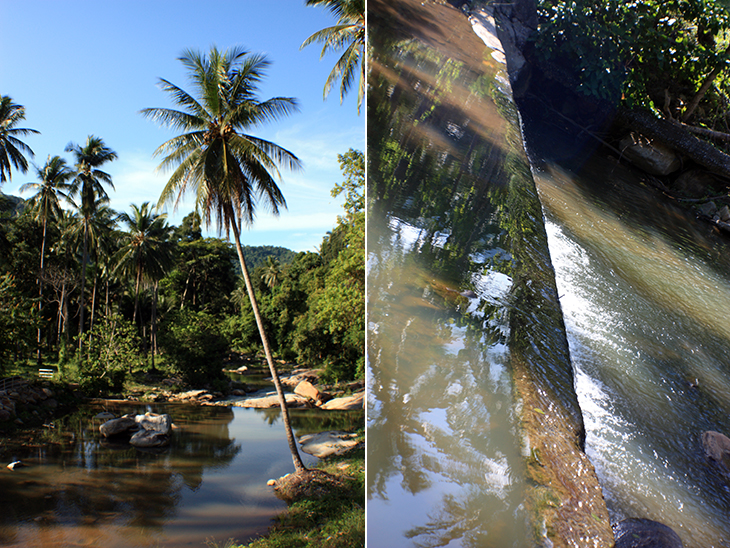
[534,156,730,547]
[0,402,360,548]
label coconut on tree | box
[141,45,307,474]
[0,95,40,185]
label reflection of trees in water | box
[253,407,363,436]
[367,5,527,546]
[0,403,240,533]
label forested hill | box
[241,245,297,270]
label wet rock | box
[135,413,171,435]
[7,461,25,470]
[320,391,364,410]
[299,431,360,458]
[100,415,138,437]
[619,133,681,176]
[130,429,169,448]
[613,518,683,548]
[0,409,11,422]
[698,201,718,218]
[702,430,730,472]
[719,205,730,223]
[673,169,719,199]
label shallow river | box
[0,402,359,548]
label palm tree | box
[67,195,117,349]
[0,95,40,184]
[19,155,74,363]
[262,256,281,289]
[66,135,118,346]
[142,45,307,474]
[301,0,365,114]
[114,202,172,357]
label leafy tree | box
[0,95,39,184]
[301,0,366,113]
[74,312,141,395]
[66,135,118,346]
[142,45,307,474]
[159,309,227,387]
[0,274,38,370]
[19,155,74,363]
[534,0,730,118]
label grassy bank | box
[223,438,365,548]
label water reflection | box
[367,0,527,545]
[0,402,333,548]
[536,157,730,546]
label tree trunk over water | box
[616,107,730,180]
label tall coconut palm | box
[19,155,74,363]
[301,0,365,114]
[0,95,40,184]
[66,136,117,346]
[67,195,117,349]
[262,256,281,289]
[141,45,307,473]
[114,202,172,346]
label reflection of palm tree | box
[301,0,365,113]
[262,256,281,289]
[20,155,73,363]
[66,136,118,346]
[0,95,39,184]
[142,45,307,474]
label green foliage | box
[159,309,228,386]
[73,313,141,395]
[0,273,39,371]
[534,0,730,110]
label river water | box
[0,402,360,548]
[535,156,730,547]
[367,1,531,546]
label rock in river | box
[100,414,138,437]
[613,518,683,548]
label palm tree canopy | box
[301,0,365,113]
[66,135,118,208]
[19,155,74,224]
[114,202,172,284]
[141,45,302,237]
[0,95,40,184]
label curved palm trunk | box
[230,217,306,474]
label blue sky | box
[0,0,364,252]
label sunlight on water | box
[538,163,730,548]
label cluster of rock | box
[98,412,173,448]
[0,383,58,424]
[234,369,364,410]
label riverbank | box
[237,439,364,548]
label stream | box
[0,402,360,548]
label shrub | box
[159,310,228,386]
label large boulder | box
[702,430,730,472]
[299,431,360,458]
[294,380,323,403]
[619,133,681,176]
[320,391,364,410]
[135,412,171,435]
[613,518,683,548]
[100,415,138,437]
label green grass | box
[211,441,364,548]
